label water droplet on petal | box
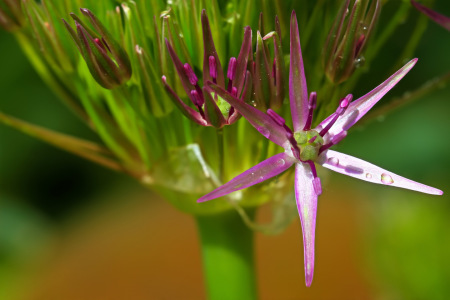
[257,127,271,138]
[365,173,372,179]
[259,176,264,181]
[327,157,339,166]
[276,159,286,167]
[381,173,394,185]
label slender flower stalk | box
[411,0,450,31]
[198,11,443,287]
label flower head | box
[198,11,443,287]
[411,0,450,31]
[162,10,253,128]
[63,8,132,89]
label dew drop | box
[257,127,271,138]
[365,173,372,179]
[259,176,264,181]
[276,159,286,167]
[381,173,394,185]
[354,56,365,68]
[327,157,339,166]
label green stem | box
[196,209,258,300]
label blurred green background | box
[1,1,450,299]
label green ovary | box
[294,130,324,161]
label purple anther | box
[209,56,217,83]
[312,177,322,196]
[267,109,286,126]
[231,87,238,98]
[303,92,317,131]
[190,90,202,106]
[227,57,237,80]
[184,63,198,85]
[319,95,352,137]
[319,131,347,154]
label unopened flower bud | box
[323,0,380,84]
[63,8,132,89]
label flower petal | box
[205,83,290,148]
[198,152,296,203]
[318,150,443,195]
[411,0,450,31]
[318,59,417,138]
[295,162,318,287]
[289,11,309,132]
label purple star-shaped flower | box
[198,11,443,287]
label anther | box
[209,56,217,84]
[227,57,237,92]
[319,94,352,137]
[184,63,198,85]
[231,87,238,98]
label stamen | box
[231,87,238,98]
[94,38,107,52]
[227,57,237,92]
[227,57,237,80]
[190,90,202,107]
[319,94,352,137]
[209,56,217,84]
[184,63,198,85]
[319,131,348,154]
[303,92,317,131]
[355,34,365,56]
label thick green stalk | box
[196,209,257,300]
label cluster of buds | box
[0,0,23,31]
[63,8,132,89]
[323,0,380,84]
[162,10,253,128]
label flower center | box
[294,130,324,161]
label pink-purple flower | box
[198,11,443,286]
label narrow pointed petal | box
[165,39,195,97]
[318,150,443,195]
[234,26,252,95]
[198,152,296,202]
[295,162,318,287]
[290,11,309,131]
[411,0,450,31]
[318,59,417,138]
[201,9,225,87]
[205,83,290,148]
[162,76,208,126]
